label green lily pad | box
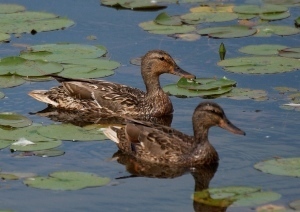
[296,16,300,27]
[33,149,65,157]
[0,112,32,128]
[254,157,300,177]
[278,47,300,59]
[239,44,287,55]
[37,123,107,141]
[190,4,234,13]
[0,125,52,141]
[10,139,62,152]
[154,12,182,26]
[0,140,14,149]
[21,43,107,62]
[197,25,257,38]
[0,75,26,88]
[193,186,281,207]
[24,171,110,191]
[217,56,300,74]
[101,0,167,10]
[263,0,300,7]
[0,32,10,42]
[0,91,4,99]
[254,25,300,37]
[221,88,268,101]
[0,11,74,34]
[177,77,236,91]
[181,12,238,25]
[139,21,196,35]
[0,4,26,14]
[59,66,114,79]
[23,76,53,82]
[0,57,63,77]
[233,4,288,14]
[163,83,233,98]
[259,11,290,20]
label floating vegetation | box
[101,0,167,10]
[193,186,281,207]
[0,140,14,149]
[24,171,110,191]
[278,47,300,59]
[163,77,236,98]
[0,91,5,99]
[181,12,238,25]
[254,25,300,37]
[218,56,300,74]
[0,112,32,128]
[221,88,268,101]
[10,138,62,152]
[254,157,300,177]
[238,44,288,55]
[36,123,107,141]
[274,87,300,111]
[0,32,10,42]
[0,4,74,36]
[0,75,26,88]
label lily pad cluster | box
[0,3,75,42]
[24,171,110,191]
[0,43,120,91]
[139,3,300,38]
[193,186,281,207]
[163,77,236,98]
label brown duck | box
[28,50,195,117]
[103,101,245,166]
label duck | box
[28,50,195,118]
[103,101,245,166]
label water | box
[0,0,300,211]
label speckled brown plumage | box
[104,101,245,166]
[28,50,195,118]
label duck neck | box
[143,73,162,95]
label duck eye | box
[159,57,165,61]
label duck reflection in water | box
[112,150,229,212]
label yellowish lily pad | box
[0,4,26,14]
[139,21,196,35]
[197,25,257,38]
[221,88,268,101]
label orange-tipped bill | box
[219,118,246,136]
[172,65,196,80]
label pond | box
[0,0,300,211]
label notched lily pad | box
[181,12,238,25]
[10,138,62,152]
[37,123,107,141]
[0,75,26,88]
[0,112,32,128]
[0,56,63,77]
[233,4,288,14]
[218,56,300,74]
[154,12,182,26]
[24,171,110,191]
[193,186,281,207]
[101,0,167,10]
[0,140,14,149]
[254,25,300,37]
[278,47,300,59]
[239,44,287,55]
[254,157,300,177]
[197,25,257,38]
[139,21,196,35]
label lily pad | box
[197,25,257,38]
[221,88,268,101]
[22,76,53,82]
[263,0,300,7]
[139,21,196,35]
[154,12,182,26]
[0,32,10,42]
[0,75,26,88]
[239,44,287,55]
[59,66,114,79]
[259,12,290,20]
[0,125,52,141]
[37,123,107,141]
[296,17,300,27]
[101,0,167,10]
[33,149,65,157]
[0,173,19,180]
[0,11,74,34]
[10,139,62,152]
[0,112,32,128]
[0,57,63,77]
[24,171,110,191]
[181,12,238,25]
[217,56,300,74]
[177,77,236,91]
[278,47,300,59]
[254,157,300,177]
[233,4,288,14]
[0,4,26,14]
[190,5,234,13]
[0,140,14,149]
[289,199,300,210]
[193,186,281,207]
[21,43,107,62]
[254,25,300,37]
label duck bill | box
[219,118,246,136]
[172,65,196,80]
